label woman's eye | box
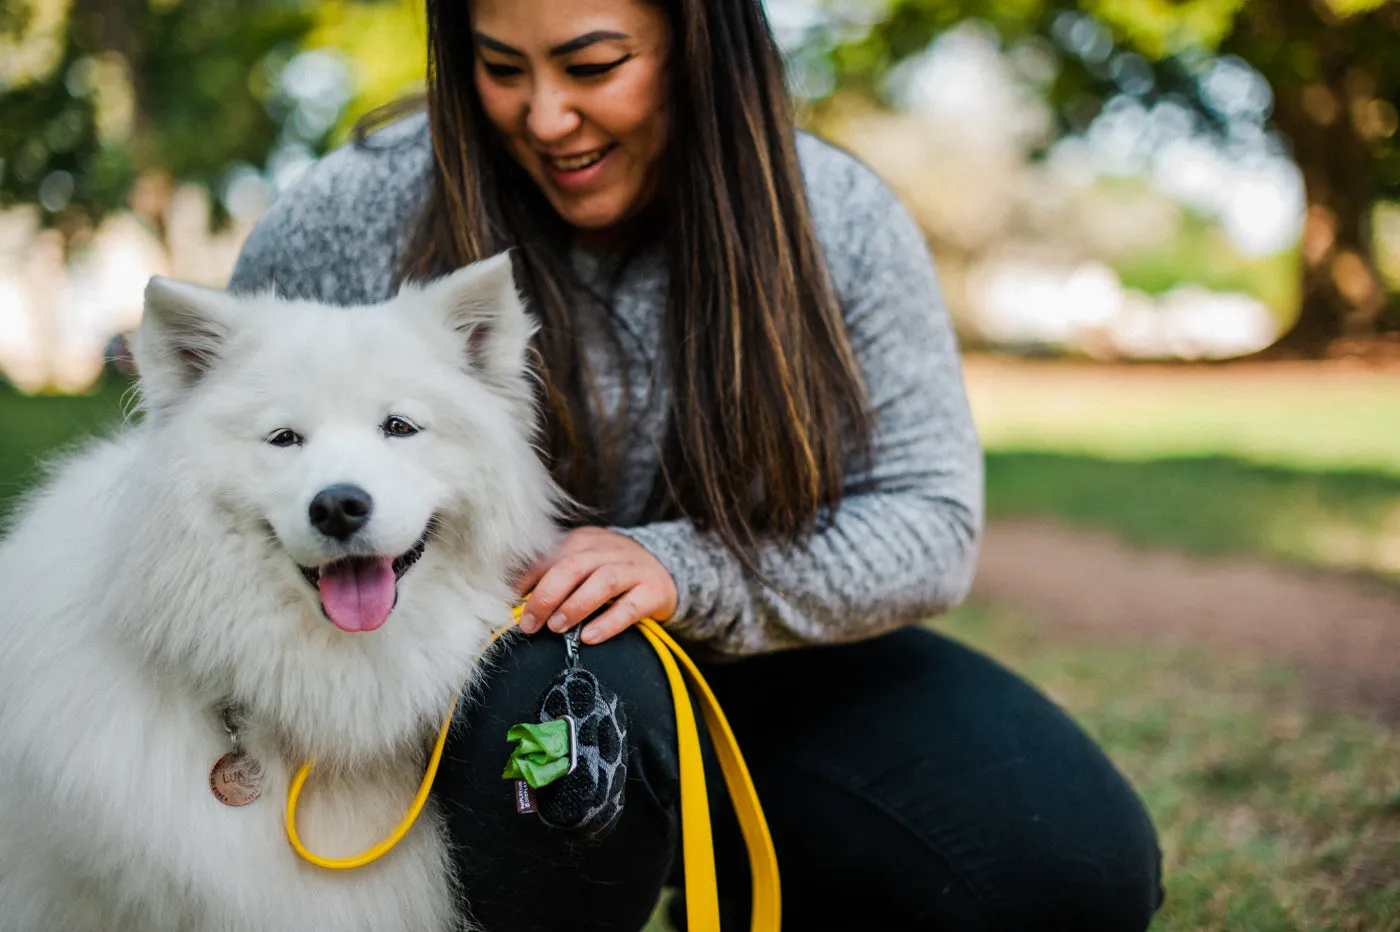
[568,55,631,78]
[266,429,303,448]
[382,416,421,438]
[482,61,522,78]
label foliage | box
[814,0,1399,197]
[1111,209,1301,321]
[304,0,426,144]
[0,0,434,237]
[810,0,1400,348]
[0,0,318,232]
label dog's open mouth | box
[297,528,431,634]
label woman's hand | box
[515,527,678,644]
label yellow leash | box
[635,617,782,932]
[285,612,781,932]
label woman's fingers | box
[580,590,656,644]
[518,551,602,633]
[547,563,633,633]
[515,527,677,641]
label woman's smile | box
[540,143,619,191]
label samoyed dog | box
[0,255,558,931]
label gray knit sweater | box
[228,114,983,657]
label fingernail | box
[547,613,566,632]
[520,612,536,632]
[580,626,599,645]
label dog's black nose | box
[308,484,373,540]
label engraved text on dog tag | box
[210,751,264,806]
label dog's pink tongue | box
[318,558,396,633]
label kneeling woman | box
[230,0,1163,927]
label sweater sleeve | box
[614,154,984,657]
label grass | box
[987,451,1400,581]
[0,378,133,516]
[942,605,1400,932]
[967,360,1400,476]
[967,358,1400,582]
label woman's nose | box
[525,80,582,145]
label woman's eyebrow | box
[474,30,630,58]
[474,33,525,57]
[548,30,630,57]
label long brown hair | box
[396,0,872,563]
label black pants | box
[434,627,1163,931]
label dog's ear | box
[133,276,237,406]
[422,252,537,393]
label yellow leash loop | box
[285,612,781,932]
[285,696,456,870]
[286,627,509,871]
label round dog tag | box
[210,751,264,806]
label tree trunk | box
[1271,92,1392,356]
[1240,2,1398,358]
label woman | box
[229,0,1163,928]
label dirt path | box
[972,518,1400,722]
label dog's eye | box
[382,416,421,438]
[266,428,303,447]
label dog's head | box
[130,254,558,636]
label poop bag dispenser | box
[502,629,628,841]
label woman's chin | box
[547,187,650,239]
[558,205,629,234]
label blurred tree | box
[0,0,316,245]
[303,0,426,142]
[819,0,1400,356]
[0,0,429,250]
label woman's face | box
[470,0,672,236]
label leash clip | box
[563,627,581,669]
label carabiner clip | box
[563,627,581,669]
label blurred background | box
[2,0,1399,927]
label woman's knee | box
[434,627,683,931]
[703,627,1164,929]
[448,626,681,807]
[986,792,1163,931]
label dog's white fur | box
[0,255,559,931]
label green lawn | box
[968,359,1400,583]
[987,451,1400,582]
[973,372,1400,475]
[0,378,133,518]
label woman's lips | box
[542,144,617,191]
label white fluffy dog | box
[0,255,559,931]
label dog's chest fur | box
[0,684,464,932]
[194,735,461,932]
